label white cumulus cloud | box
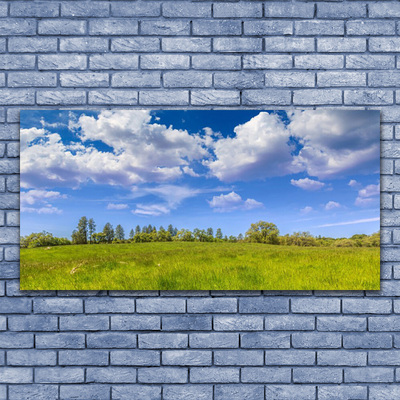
[355,183,380,207]
[107,203,128,210]
[325,201,341,211]
[300,206,313,215]
[291,178,325,191]
[20,189,66,215]
[207,191,263,213]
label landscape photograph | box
[20,109,380,290]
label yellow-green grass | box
[20,242,380,291]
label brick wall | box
[0,1,399,399]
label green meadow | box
[20,242,380,291]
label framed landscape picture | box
[20,110,380,290]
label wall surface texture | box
[0,0,399,399]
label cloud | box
[205,112,299,182]
[182,166,200,177]
[20,189,66,214]
[207,191,263,213]
[348,179,360,188]
[132,203,170,217]
[107,203,128,210]
[289,110,380,179]
[291,178,325,191]
[318,217,379,228]
[355,183,380,207]
[21,110,210,189]
[325,201,341,211]
[300,206,313,215]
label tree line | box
[21,217,380,249]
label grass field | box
[20,242,380,290]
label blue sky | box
[20,110,380,239]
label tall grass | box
[20,242,380,290]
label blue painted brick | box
[265,385,316,400]
[242,89,291,105]
[60,315,109,331]
[38,54,87,70]
[296,20,344,35]
[343,299,392,314]
[193,20,241,36]
[59,350,109,366]
[265,2,314,18]
[90,54,138,70]
[60,385,110,400]
[345,90,393,105]
[369,316,400,331]
[138,367,187,383]
[141,20,190,36]
[85,298,135,313]
[89,19,138,35]
[317,316,366,331]
[241,367,291,383]
[192,55,241,70]
[34,298,82,313]
[240,333,290,349]
[343,333,393,349]
[265,315,315,331]
[60,38,109,53]
[318,38,366,53]
[318,71,366,87]
[0,297,31,313]
[214,315,263,331]
[37,90,87,105]
[9,37,57,53]
[345,367,394,383]
[60,73,109,88]
[8,315,57,331]
[189,333,238,348]
[317,3,366,19]
[163,385,212,400]
[292,333,342,349]
[162,38,211,53]
[86,367,137,383]
[318,386,367,400]
[187,298,237,313]
[0,55,35,70]
[214,38,262,53]
[7,349,56,366]
[112,385,161,400]
[0,367,32,383]
[370,38,400,53]
[163,71,212,88]
[141,55,189,70]
[162,350,211,366]
[163,2,210,18]
[264,37,314,52]
[347,20,395,36]
[213,3,262,18]
[111,38,160,52]
[369,350,400,366]
[39,19,86,35]
[87,332,137,348]
[35,367,84,383]
[140,90,189,106]
[162,315,211,331]
[111,315,160,330]
[292,298,341,314]
[112,71,161,88]
[293,367,342,383]
[11,2,59,17]
[244,21,293,36]
[190,367,239,383]
[136,298,185,313]
[346,55,395,70]
[214,385,264,400]
[369,2,400,18]
[265,350,315,366]
[0,19,36,35]
[62,2,110,17]
[8,385,58,400]
[191,90,239,106]
[0,333,33,348]
[110,350,159,366]
[139,333,187,349]
[239,297,289,313]
[214,350,264,366]
[9,71,57,87]
[112,2,160,17]
[318,350,366,366]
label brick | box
[295,20,344,36]
[265,385,316,400]
[112,2,160,17]
[37,90,86,105]
[163,71,211,88]
[244,21,293,36]
[343,333,392,349]
[0,55,35,70]
[345,367,393,383]
[140,90,188,105]
[318,38,366,53]
[162,350,211,366]
[369,350,400,366]
[86,367,136,383]
[369,316,400,331]
[162,315,211,331]
[190,367,239,383]
[59,350,109,366]
[370,38,400,53]
[7,349,56,366]
[346,55,395,69]
[193,20,241,36]
[187,298,237,313]
[318,350,366,366]
[112,385,161,400]
[242,367,291,383]
[110,350,160,366]
[35,367,84,383]
[139,333,187,349]
[265,350,315,366]
[265,72,315,88]
[213,3,262,18]
[192,55,240,70]
[0,194,18,209]
[60,73,109,88]
[112,38,160,52]
[62,2,110,17]
[111,315,160,330]
[9,37,57,53]
[239,297,289,313]
[60,38,108,53]
[292,298,340,314]
[8,315,57,331]
[87,332,137,349]
[163,2,210,18]
[6,176,20,192]
[90,54,138,70]
[214,315,263,331]
[60,315,109,331]
[89,19,138,35]
[141,54,189,70]
[264,2,314,18]
[343,299,392,314]
[0,297,31,313]
[345,90,393,105]
[214,385,264,400]
[34,298,82,314]
[0,226,19,243]
[39,19,86,35]
[317,316,366,331]
[38,54,87,70]
[318,72,366,87]
[295,55,344,69]
[293,367,342,383]
[347,20,395,36]
[189,333,238,348]
[0,333,33,348]
[0,367,32,383]
[214,38,262,53]
[318,386,367,400]
[265,315,314,331]
[162,38,210,53]
[317,3,366,19]
[264,37,314,52]
[138,367,187,383]
[214,350,263,366]
[9,385,58,400]
[241,333,290,349]
[191,90,239,106]
[369,2,400,18]
[112,71,160,88]
[141,20,189,36]
[11,2,59,17]
[0,19,36,35]
[163,385,212,400]
[242,90,291,105]
[292,333,341,349]
[60,385,110,400]
[85,298,135,313]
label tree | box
[72,216,88,244]
[237,233,244,241]
[115,224,125,240]
[135,225,141,235]
[88,218,96,244]
[216,228,223,240]
[167,224,174,236]
[103,223,114,243]
[207,227,214,238]
[129,229,135,239]
[246,221,279,244]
